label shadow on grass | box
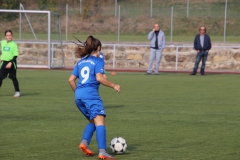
[104,105,124,109]
[125,144,137,152]
[19,92,41,96]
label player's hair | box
[5,29,13,35]
[72,35,102,58]
[199,26,206,33]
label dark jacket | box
[194,34,211,51]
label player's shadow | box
[18,92,41,96]
[104,105,124,109]
[2,92,40,97]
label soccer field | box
[0,70,240,160]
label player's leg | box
[94,115,106,150]
[0,70,3,87]
[9,62,20,97]
[0,76,3,88]
[90,99,115,160]
[79,120,95,156]
[0,62,9,89]
[146,48,156,74]
[94,115,115,160]
[12,77,20,97]
[76,99,95,156]
[81,121,96,145]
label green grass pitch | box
[0,70,240,160]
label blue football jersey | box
[99,51,104,59]
[99,51,106,74]
[72,55,105,99]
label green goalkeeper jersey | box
[0,40,19,61]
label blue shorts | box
[75,98,106,120]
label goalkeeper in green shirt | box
[0,30,20,97]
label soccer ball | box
[110,137,127,154]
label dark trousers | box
[0,61,20,92]
[192,51,208,74]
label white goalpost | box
[0,9,63,69]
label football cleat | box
[98,152,116,160]
[13,92,20,97]
[79,143,94,156]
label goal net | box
[0,9,63,69]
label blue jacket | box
[194,34,211,51]
[148,30,165,50]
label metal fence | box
[100,43,240,70]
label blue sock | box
[82,123,96,145]
[96,125,106,149]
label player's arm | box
[6,62,12,68]
[6,43,18,68]
[68,74,77,92]
[0,49,1,63]
[11,56,17,62]
[0,48,1,62]
[96,73,120,93]
[6,56,18,68]
[103,70,107,78]
[103,74,107,79]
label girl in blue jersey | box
[69,36,120,160]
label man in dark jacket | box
[190,26,211,75]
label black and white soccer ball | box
[110,137,127,154]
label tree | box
[35,0,57,12]
[0,0,19,21]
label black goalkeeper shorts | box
[0,61,17,79]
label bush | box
[0,0,19,21]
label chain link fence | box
[62,0,240,42]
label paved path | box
[18,66,240,75]
[105,68,240,75]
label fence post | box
[58,15,64,67]
[113,45,116,68]
[19,3,22,40]
[150,0,152,17]
[186,0,189,18]
[115,0,117,17]
[118,5,121,42]
[48,11,51,69]
[175,46,178,70]
[223,0,228,42]
[170,7,173,42]
[79,0,82,14]
[66,4,68,41]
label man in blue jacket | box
[145,23,165,75]
[190,26,211,75]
